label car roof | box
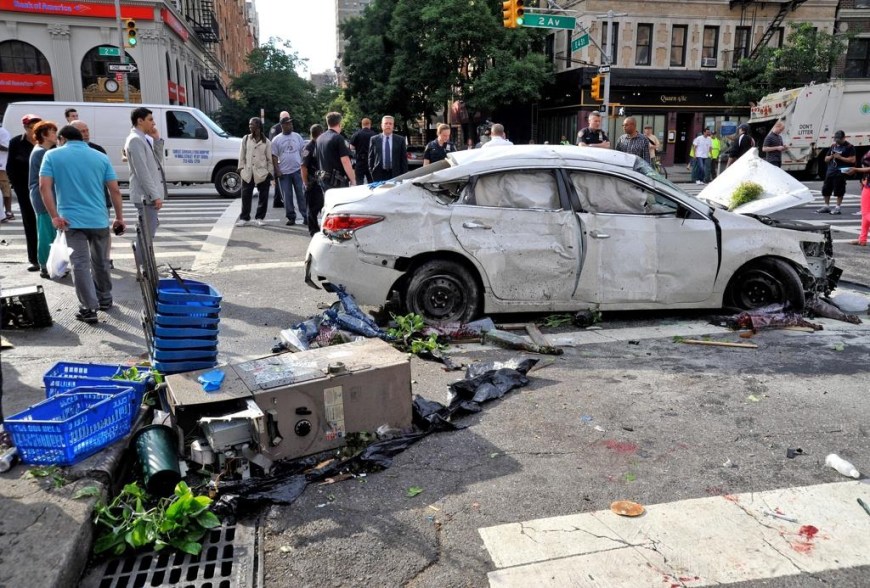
[429,144,639,181]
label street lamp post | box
[596,10,626,135]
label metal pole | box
[113,0,130,102]
[603,11,613,127]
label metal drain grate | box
[80,522,256,588]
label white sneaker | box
[831,206,841,215]
[235,219,248,227]
[695,180,704,185]
[255,219,266,226]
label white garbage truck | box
[748,79,870,177]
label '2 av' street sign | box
[522,14,577,31]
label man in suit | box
[368,116,408,181]
[125,107,164,253]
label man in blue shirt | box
[39,125,126,324]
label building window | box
[733,26,751,67]
[0,40,50,74]
[856,0,870,7]
[845,38,870,78]
[545,33,555,64]
[702,26,719,64]
[601,23,619,65]
[636,24,652,66]
[670,25,687,67]
[768,26,784,49]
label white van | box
[2,101,242,197]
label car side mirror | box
[195,127,208,140]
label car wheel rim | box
[414,275,467,321]
[222,173,240,192]
[736,270,783,308]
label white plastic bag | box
[47,230,73,279]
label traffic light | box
[502,0,525,29]
[590,75,602,101]
[124,19,138,48]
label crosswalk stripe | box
[480,481,870,587]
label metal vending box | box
[166,339,413,463]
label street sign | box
[571,34,589,52]
[98,47,121,57]
[115,73,124,83]
[107,63,138,73]
[522,14,576,31]
[598,65,611,74]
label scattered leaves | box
[25,466,66,488]
[73,486,101,500]
[729,181,764,210]
[624,472,637,482]
[406,486,424,498]
[540,313,574,328]
[746,394,762,402]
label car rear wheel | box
[726,258,805,311]
[405,260,480,323]
[215,165,242,198]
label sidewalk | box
[0,200,332,587]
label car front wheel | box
[405,260,480,323]
[215,165,242,198]
[726,258,805,311]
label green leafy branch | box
[729,181,764,211]
[93,481,220,556]
[387,313,445,355]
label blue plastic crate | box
[54,384,143,424]
[152,336,218,350]
[156,301,221,316]
[151,359,218,375]
[5,391,134,466]
[154,313,220,327]
[154,324,219,339]
[157,279,221,306]
[150,346,218,362]
[44,362,153,399]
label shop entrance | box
[674,113,693,164]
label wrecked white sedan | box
[305,146,840,323]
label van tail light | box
[321,214,384,240]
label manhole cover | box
[79,521,256,588]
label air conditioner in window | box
[701,57,717,68]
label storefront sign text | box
[161,7,189,42]
[0,0,153,19]
[0,72,53,95]
[660,95,688,104]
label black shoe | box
[75,309,98,324]
[39,270,50,279]
[286,219,296,226]
[273,200,284,208]
[109,259,115,269]
[27,264,39,272]
[99,301,113,311]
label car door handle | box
[589,230,610,239]
[462,221,492,230]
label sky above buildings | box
[257,0,337,77]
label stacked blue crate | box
[147,278,221,374]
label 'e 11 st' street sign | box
[571,34,589,52]
[99,47,121,57]
[522,14,577,31]
[107,63,138,73]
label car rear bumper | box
[304,234,404,305]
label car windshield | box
[195,109,231,138]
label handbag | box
[47,230,73,279]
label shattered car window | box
[570,171,656,215]
[472,170,560,209]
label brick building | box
[536,0,838,165]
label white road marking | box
[190,199,242,273]
[480,481,870,587]
[208,260,305,274]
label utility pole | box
[596,10,626,136]
[113,0,130,102]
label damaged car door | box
[448,169,581,302]
[567,170,719,305]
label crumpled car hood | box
[697,149,813,215]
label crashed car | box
[305,146,840,323]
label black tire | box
[404,260,480,323]
[726,258,805,311]
[215,165,242,198]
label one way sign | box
[107,64,138,73]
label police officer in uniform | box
[349,118,376,185]
[316,112,356,192]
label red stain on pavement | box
[791,525,820,554]
[723,494,739,503]
[602,440,638,454]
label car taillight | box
[322,214,384,240]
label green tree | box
[721,23,850,106]
[341,0,551,128]
[217,38,318,136]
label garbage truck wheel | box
[404,260,480,323]
[726,258,805,311]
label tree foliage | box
[340,0,552,127]
[217,38,319,136]
[721,23,851,106]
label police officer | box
[423,123,457,166]
[316,112,356,191]
[349,118,376,185]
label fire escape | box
[180,0,230,104]
[730,0,809,60]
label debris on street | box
[610,500,645,517]
[681,339,758,349]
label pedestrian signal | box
[502,0,525,29]
[125,19,138,48]
[590,75,603,101]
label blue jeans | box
[692,157,709,183]
[279,171,306,223]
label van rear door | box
[162,108,213,184]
